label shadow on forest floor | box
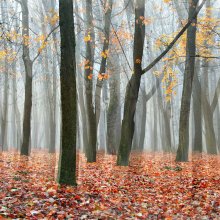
[0,151,219,219]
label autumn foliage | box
[0,151,220,219]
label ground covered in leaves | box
[0,151,220,219]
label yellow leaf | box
[84,34,91,42]
[88,74,93,80]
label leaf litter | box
[0,151,219,219]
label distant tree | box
[107,53,121,155]
[57,0,77,186]
[0,0,9,151]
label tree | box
[176,0,199,162]
[20,0,33,156]
[200,0,217,154]
[57,0,77,186]
[42,0,58,154]
[0,0,9,151]
[117,0,145,166]
[192,60,202,152]
[84,0,97,162]
[95,0,113,129]
[116,0,206,166]
[107,53,121,155]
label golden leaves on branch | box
[153,12,219,102]
[88,73,93,80]
[136,16,152,26]
[23,34,30,46]
[79,59,93,71]
[86,73,109,81]
[155,15,220,62]
[101,50,109,59]
[98,73,109,81]
[0,50,7,60]
[163,0,171,3]
[84,34,91,42]
[154,67,178,102]
[0,49,17,63]
[44,9,59,26]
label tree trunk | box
[200,0,217,154]
[117,0,145,166]
[42,0,59,153]
[75,0,89,153]
[95,0,113,132]
[20,0,33,156]
[138,95,147,151]
[1,0,9,151]
[107,54,121,155]
[192,61,202,152]
[176,0,199,162]
[84,0,97,162]
[57,0,77,186]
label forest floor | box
[0,151,220,219]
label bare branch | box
[32,25,59,63]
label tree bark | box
[138,94,147,151]
[20,0,33,156]
[57,0,77,186]
[74,0,89,153]
[192,61,202,152]
[176,0,199,162]
[117,0,145,166]
[95,0,113,131]
[84,0,97,162]
[107,55,121,155]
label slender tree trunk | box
[117,0,145,166]
[194,64,218,154]
[40,11,54,152]
[138,80,149,151]
[95,0,113,131]
[192,61,202,152]
[20,0,33,156]
[201,0,217,154]
[42,0,59,153]
[153,94,158,152]
[217,104,220,151]
[138,95,147,151]
[75,0,89,152]
[157,85,172,152]
[1,0,10,151]
[176,0,199,162]
[84,0,97,162]
[57,0,77,186]
[107,54,121,154]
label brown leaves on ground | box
[0,151,220,219]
